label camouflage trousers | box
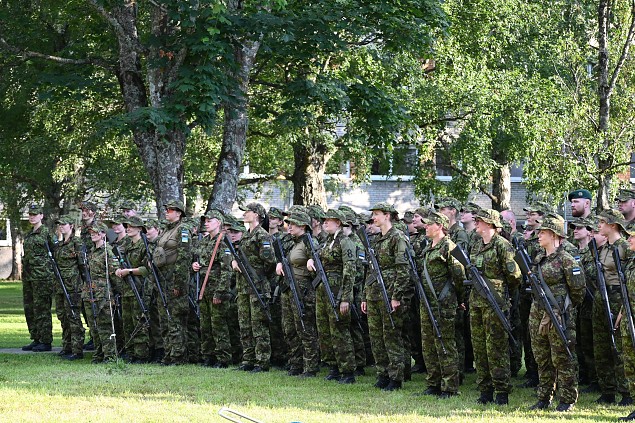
[366,299,405,382]
[316,285,355,374]
[577,292,596,384]
[470,303,512,394]
[281,278,319,373]
[54,283,85,355]
[158,290,189,365]
[509,287,522,376]
[23,277,54,344]
[186,298,201,363]
[593,287,627,396]
[529,305,578,404]
[236,291,271,368]
[622,315,635,397]
[227,300,242,364]
[148,289,163,352]
[200,295,232,365]
[270,288,287,366]
[121,295,150,360]
[350,298,367,369]
[421,304,459,393]
[84,297,116,361]
[519,291,537,376]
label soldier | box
[53,215,86,360]
[416,211,465,398]
[233,202,275,372]
[121,200,138,218]
[144,219,164,363]
[619,226,635,421]
[361,203,411,391]
[223,215,246,364]
[568,189,593,219]
[469,209,521,405]
[21,204,55,352]
[105,214,128,353]
[308,205,328,245]
[153,199,192,366]
[528,215,585,412]
[84,221,120,363]
[594,209,631,405]
[617,189,635,223]
[307,209,357,384]
[113,216,150,363]
[80,201,98,251]
[267,207,288,369]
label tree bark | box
[9,219,22,280]
[491,163,511,211]
[292,134,332,208]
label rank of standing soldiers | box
[19,188,635,418]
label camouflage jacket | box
[579,245,598,292]
[319,230,357,303]
[23,224,54,280]
[409,231,428,257]
[53,236,83,290]
[363,226,411,303]
[598,237,630,287]
[469,233,521,310]
[449,222,470,252]
[235,224,275,296]
[119,237,149,298]
[347,232,366,297]
[192,232,228,299]
[154,220,193,293]
[288,235,311,281]
[271,231,295,289]
[467,230,481,255]
[418,236,465,307]
[533,244,586,309]
[83,243,120,301]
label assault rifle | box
[357,227,395,329]
[614,246,635,350]
[304,233,340,322]
[224,234,272,322]
[273,236,305,331]
[78,244,98,329]
[451,245,517,347]
[110,242,149,323]
[45,241,77,319]
[141,233,171,320]
[590,238,619,359]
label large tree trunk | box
[9,219,22,280]
[207,39,261,213]
[491,164,511,211]
[292,135,332,208]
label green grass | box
[0,280,628,422]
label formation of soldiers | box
[19,188,635,419]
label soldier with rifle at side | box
[222,215,246,364]
[618,226,635,421]
[143,219,164,363]
[267,207,289,369]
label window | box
[371,147,418,176]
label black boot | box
[529,399,550,410]
[619,410,635,421]
[519,377,538,388]
[83,338,95,351]
[338,372,356,384]
[621,395,634,407]
[374,375,390,389]
[324,366,340,381]
[494,392,509,405]
[422,386,442,396]
[476,390,494,405]
[555,402,574,412]
[596,394,616,404]
[382,379,402,391]
[32,343,52,352]
[354,366,366,376]
[439,391,458,399]
[22,340,38,351]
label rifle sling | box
[422,253,439,302]
[536,264,564,315]
[199,232,224,301]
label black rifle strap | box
[422,253,439,302]
[536,263,564,314]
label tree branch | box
[0,38,112,69]
[608,0,635,97]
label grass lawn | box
[0,280,627,422]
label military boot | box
[555,402,574,412]
[22,340,38,351]
[338,373,356,384]
[32,343,52,352]
[529,399,550,410]
[596,394,616,404]
[494,393,509,405]
[619,410,635,421]
[374,375,390,389]
[476,390,494,405]
[620,394,634,407]
[382,380,402,391]
[324,366,340,381]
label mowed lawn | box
[0,281,626,422]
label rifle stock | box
[45,241,77,319]
[304,233,340,322]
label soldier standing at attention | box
[528,215,585,412]
[618,227,635,421]
[617,189,635,224]
[470,209,521,405]
[21,204,55,352]
[569,189,594,219]
[233,203,275,372]
[361,203,411,391]
[153,199,192,366]
[267,207,289,369]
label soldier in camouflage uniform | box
[361,203,411,391]
[617,189,635,224]
[21,204,55,352]
[593,209,631,405]
[113,216,150,363]
[144,219,164,362]
[619,226,635,421]
[308,205,328,245]
[469,209,521,405]
[416,212,465,397]
[153,200,192,365]
[275,211,320,377]
[528,215,586,412]
[233,203,276,372]
[84,222,120,363]
[308,209,357,384]
[267,207,288,368]
[223,215,246,364]
[105,214,129,352]
[53,215,86,360]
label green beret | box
[568,189,592,202]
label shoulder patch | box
[506,261,517,273]
[572,267,581,276]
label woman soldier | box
[594,209,631,405]
[417,211,465,398]
[275,211,319,377]
[84,221,120,363]
[361,203,411,391]
[619,226,635,421]
[54,215,86,360]
[191,209,232,368]
[469,209,521,405]
[233,202,276,372]
[528,215,585,412]
[307,209,357,384]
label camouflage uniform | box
[108,229,129,353]
[22,220,55,347]
[145,230,164,361]
[577,240,597,386]
[469,217,521,397]
[418,216,465,394]
[621,239,635,414]
[448,220,470,375]
[53,227,86,356]
[348,229,370,371]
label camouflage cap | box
[474,209,503,228]
[414,207,431,218]
[203,209,224,223]
[369,202,399,220]
[120,200,137,210]
[230,217,246,232]
[461,202,481,213]
[285,211,312,229]
[28,204,43,215]
[340,209,359,226]
[268,207,284,220]
[105,214,125,225]
[283,205,309,216]
[501,220,512,234]
[338,205,355,214]
[80,201,97,212]
[615,189,635,202]
[537,214,566,238]
[402,210,415,224]
[56,215,75,225]
[436,198,461,211]
[307,205,326,221]
[145,219,160,229]
[626,223,635,237]
[223,214,238,227]
[324,209,350,226]
[422,211,449,230]
[239,202,266,218]
[123,216,145,228]
[358,212,373,224]
[568,189,593,202]
[87,221,108,233]
[598,209,629,232]
[523,201,553,215]
[164,199,187,217]
[181,217,199,231]
[586,216,600,232]
[569,217,588,229]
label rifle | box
[141,233,171,320]
[357,227,395,329]
[45,240,77,319]
[193,232,202,311]
[304,232,340,322]
[79,243,98,329]
[450,245,517,347]
[111,243,149,322]
[407,244,446,353]
[590,238,619,358]
[273,236,305,331]
[514,245,573,359]
[614,246,635,350]
[224,234,272,322]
